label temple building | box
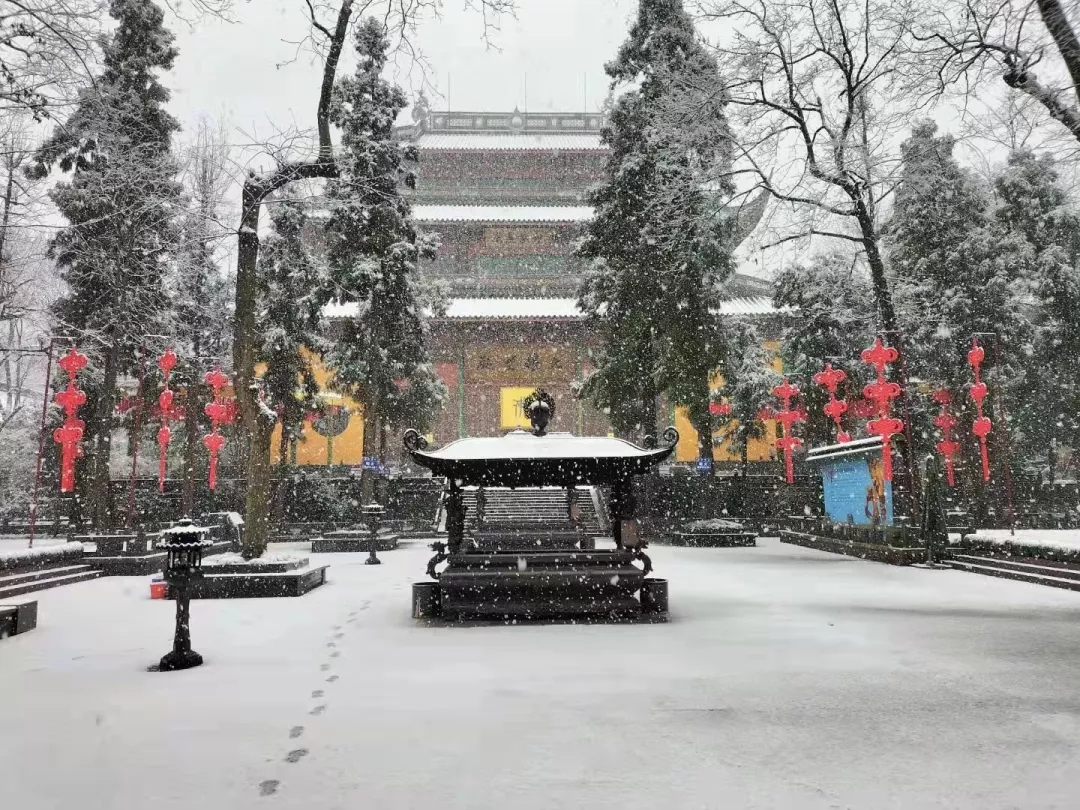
[276,106,785,469]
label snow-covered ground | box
[970,528,1080,552]
[5,537,1080,809]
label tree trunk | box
[91,340,119,531]
[235,183,272,558]
[230,0,353,557]
[854,199,920,515]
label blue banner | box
[819,455,893,526]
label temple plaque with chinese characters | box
[482,227,556,255]
[466,346,576,383]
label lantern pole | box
[973,332,1016,536]
[28,337,60,549]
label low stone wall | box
[0,542,84,573]
[780,530,926,566]
[953,534,1080,565]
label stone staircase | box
[0,563,102,600]
[946,553,1080,592]
[438,486,609,536]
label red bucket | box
[149,580,167,600]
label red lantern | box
[773,378,805,484]
[52,348,88,493]
[202,366,234,491]
[932,389,959,487]
[156,348,177,492]
[967,339,992,482]
[709,400,732,417]
[812,362,850,443]
[860,337,903,482]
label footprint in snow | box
[326,675,339,683]
[289,726,304,739]
[311,689,324,698]
[309,705,326,716]
[285,748,308,763]
[258,780,280,796]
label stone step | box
[946,558,1080,592]
[950,554,1080,582]
[0,567,102,599]
[0,564,97,587]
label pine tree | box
[323,18,444,493]
[31,0,181,529]
[257,199,327,474]
[773,252,875,446]
[991,150,1080,481]
[578,0,735,459]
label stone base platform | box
[160,555,328,599]
[668,531,757,547]
[311,531,400,554]
[0,599,37,638]
[780,530,925,565]
[426,550,665,621]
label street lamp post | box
[362,503,385,566]
[156,518,213,671]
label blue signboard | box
[362,456,384,472]
[818,454,893,526]
[696,458,714,474]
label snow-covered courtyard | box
[4,538,1080,809]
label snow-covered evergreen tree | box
[773,252,875,446]
[257,198,327,472]
[323,18,444,478]
[718,320,782,472]
[31,0,182,528]
[577,0,735,458]
[887,121,1029,392]
[991,150,1080,480]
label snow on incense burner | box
[52,348,88,493]
[967,339,993,482]
[860,337,903,483]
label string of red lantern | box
[773,378,805,484]
[967,339,992,482]
[860,337,903,483]
[156,348,177,492]
[203,367,232,491]
[52,348,88,493]
[812,362,851,443]
[932,389,960,487]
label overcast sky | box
[168,0,638,140]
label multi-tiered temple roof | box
[395,103,774,305]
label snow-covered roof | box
[411,205,594,223]
[413,133,606,151]
[325,296,781,321]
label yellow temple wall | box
[265,357,366,467]
[674,342,784,463]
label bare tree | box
[696,0,920,335]
[0,116,54,437]
[231,0,513,558]
[913,0,1080,145]
[0,0,232,120]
